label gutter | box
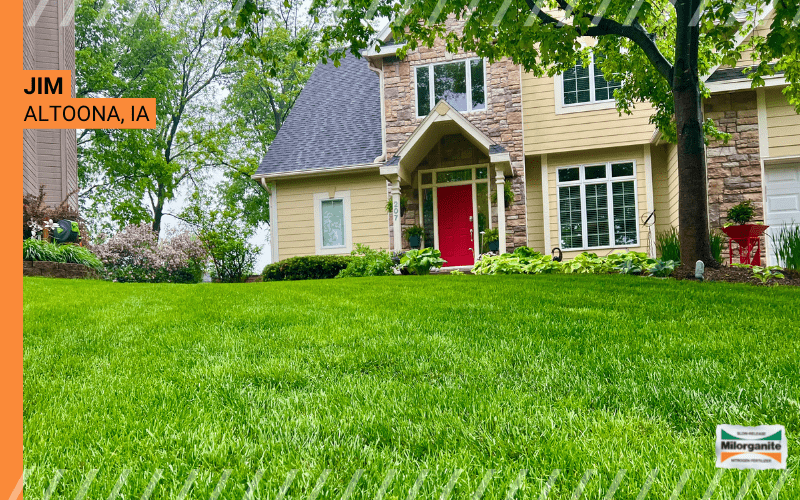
[251,163,383,182]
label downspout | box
[368,58,387,163]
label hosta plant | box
[400,248,446,275]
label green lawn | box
[23,275,799,499]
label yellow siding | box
[276,172,389,259]
[521,72,656,155]
[765,87,800,158]
[524,156,545,253]
[651,144,673,237]
[665,143,680,230]
[545,145,651,259]
[723,10,774,69]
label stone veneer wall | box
[704,90,765,262]
[381,17,525,252]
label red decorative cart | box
[721,224,768,266]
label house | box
[23,0,78,207]
[253,10,800,267]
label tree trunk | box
[673,0,717,267]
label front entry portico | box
[380,100,513,257]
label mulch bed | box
[672,264,800,286]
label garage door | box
[764,162,800,267]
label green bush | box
[202,229,258,283]
[263,255,354,281]
[771,224,800,270]
[399,248,445,275]
[23,239,104,272]
[337,244,395,278]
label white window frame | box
[414,58,487,118]
[417,164,491,260]
[555,161,640,251]
[554,54,619,115]
[313,191,352,255]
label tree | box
[282,0,800,266]
[215,0,322,229]
[77,0,233,235]
[181,190,260,283]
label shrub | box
[727,200,756,225]
[337,244,395,278]
[399,248,446,275]
[771,224,800,270]
[656,227,681,262]
[23,239,104,271]
[263,255,354,281]
[201,228,259,283]
[91,224,206,283]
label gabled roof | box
[381,100,512,183]
[253,52,383,178]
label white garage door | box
[764,162,800,267]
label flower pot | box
[408,235,421,249]
[488,240,499,252]
[721,224,768,266]
[721,224,767,240]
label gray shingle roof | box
[255,52,383,176]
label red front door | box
[437,185,474,266]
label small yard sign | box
[716,424,787,469]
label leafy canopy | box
[302,0,800,141]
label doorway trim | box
[417,163,493,260]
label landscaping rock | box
[23,261,100,280]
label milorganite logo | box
[716,424,787,469]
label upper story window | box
[416,58,485,117]
[562,54,621,106]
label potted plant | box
[721,200,768,265]
[385,196,408,217]
[483,228,500,252]
[404,225,425,249]
[491,183,514,206]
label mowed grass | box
[23,275,799,500]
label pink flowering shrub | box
[91,224,206,283]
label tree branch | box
[524,0,674,83]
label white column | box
[496,170,507,254]
[391,179,402,252]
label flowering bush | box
[91,224,206,283]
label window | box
[320,199,345,248]
[416,59,485,116]
[556,162,639,250]
[313,191,352,254]
[562,54,621,105]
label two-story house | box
[253,10,800,267]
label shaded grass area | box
[23,275,800,499]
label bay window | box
[557,162,639,250]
